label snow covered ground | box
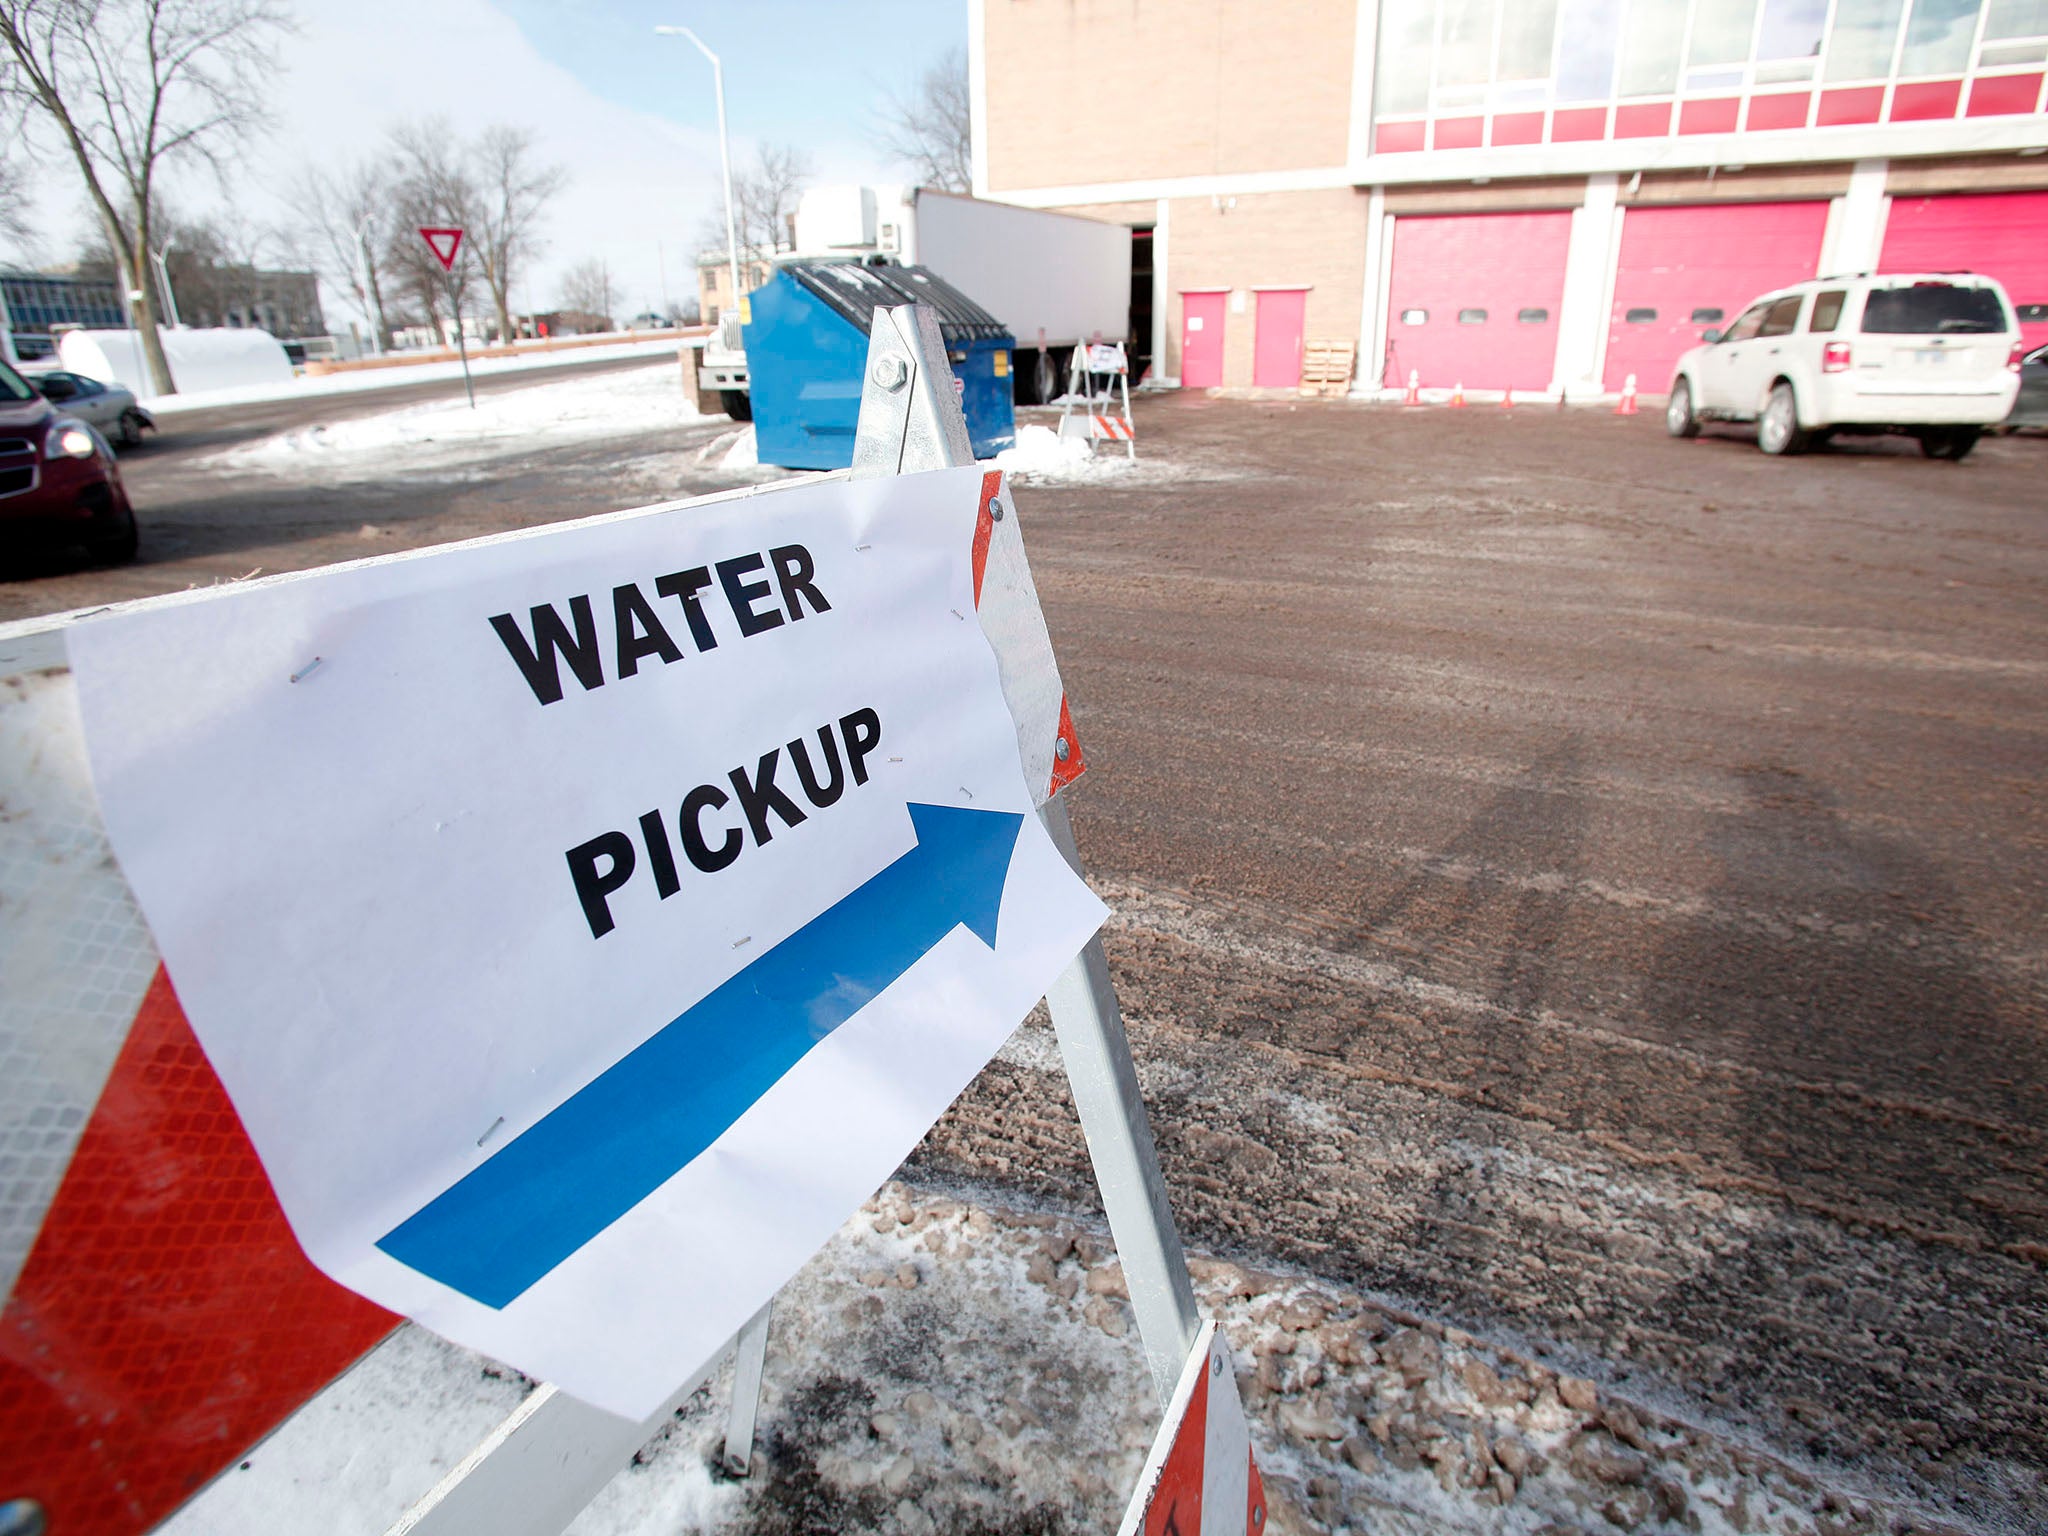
[150,338,686,416]
[989,422,1248,485]
[201,362,706,481]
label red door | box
[1603,202,1830,393]
[1881,192,2048,348]
[1385,212,1571,393]
[1253,289,1307,388]
[1180,291,1226,388]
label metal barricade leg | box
[720,1301,773,1476]
[1039,795,1201,1405]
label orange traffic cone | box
[1499,387,1514,409]
[1615,373,1639,416]
[1450,381,1466,408]
[1404,369,1421,406]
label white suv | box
[1665,273,2023,460]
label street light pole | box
[355,216,385,355]
[655,23,742,325]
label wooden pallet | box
[1299,340,1355,397]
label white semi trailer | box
[698,185,1133,417]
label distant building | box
[0,270,126,362]
[697,248,777,323]
[171,264,325,341]
[0,262,328,365]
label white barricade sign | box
[62,464,1107,1420]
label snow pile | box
[204,363,702,479]
[151,338,684,415]
[989,423,1125,480]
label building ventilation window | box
[1625,307,1658,323]
[2017,303,2048,323]
[1401,308,1429,325]
[1690,307,1725,323]
[1518,308,1550,323]
[1458,307,1488,324]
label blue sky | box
[5,0,967,324]
[495,0,966,149]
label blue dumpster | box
[745,259,1017,470]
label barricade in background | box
[0,302,1259,1535]
[1057,341,1138,460]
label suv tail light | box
[1822,341,1852,373]
[2011,340,2026,373]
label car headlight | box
[49,419,99,460]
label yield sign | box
[419,226,464,272]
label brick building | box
[971,0,2048,396]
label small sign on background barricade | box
[0,303,1258,1535]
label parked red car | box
[1,354,138,565]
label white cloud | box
[5,0,901,327]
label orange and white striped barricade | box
[2,302,1257,1536]
[1057,340,1139,460]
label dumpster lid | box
[782,259,1011,343]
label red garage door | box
[1603,202,1830,393]
[1881,192,2048,349]
[1386,212,1571,394]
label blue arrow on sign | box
[376,801,1023,1308]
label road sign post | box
[419,226,474,408]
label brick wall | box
[1145,188,1370,387]
[983,0,1355,192]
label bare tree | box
[0,153,29,244]
[470,126,565,345]
[557,257,614,323]
[1,0,288,394]
[698,141,809,260]
[292,158,397,350]
[873,46,970,193]
[386,119,484,346]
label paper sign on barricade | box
[64,463,1106,1420]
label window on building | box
[1808,290,1847,331]
[1625,306,1658,323]
[1758,0,1828,67]
[1458,307,1488,324]
[1436,0,1497,94]
[2016,302,2048,322]
[1498,0,1563,84]
[1690,307,1726,323]
[1555,0,1624,99]
[1375,0,1436,114]
[1689,0,1760,68]
[1826,0,1908,79]
[1616,0,1687,94]
[1984,0,2048,38]
[1758,295,1806,336]
[1518,307,1551,323]
[1900,0,1981,75]
[1401,308,1429,325]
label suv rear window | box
[1860,284,2007,335]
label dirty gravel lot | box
[6,381,2044,1532]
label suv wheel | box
[1665,378,1700,438]
[1758,381,1808,456]
[1917,426,1981,461]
